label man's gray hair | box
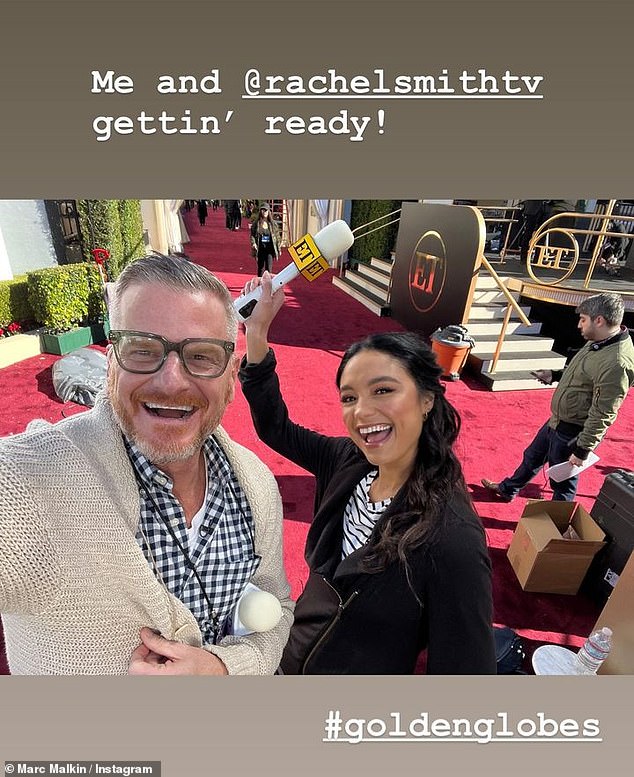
[108,253,238,339]
[576,292,625,327]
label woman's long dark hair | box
[335,331,469,573]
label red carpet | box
[1,204,633,673]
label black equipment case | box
[581,470,634,605]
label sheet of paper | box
[546,451,600,482]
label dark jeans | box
[499,421,580,501]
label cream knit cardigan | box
[0,395,293,675]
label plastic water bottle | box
[576,627,613,674]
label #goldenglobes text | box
[90,68,545,143]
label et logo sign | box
[408,231,447,313]
[390,203,485,335]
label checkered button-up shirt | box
[125,435,261,644]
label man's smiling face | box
[107,282,237,467]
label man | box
[482,292,634,502]
[0,253,293,674]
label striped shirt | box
[342,470,392,559]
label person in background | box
[250,204,281,277]
[519,200,546,261]
[224,200,236,230]
[233,200,242,231]
[197,199,208,226]
[0,254,293,675]
[238,273,496,674]
[482,292,634,502]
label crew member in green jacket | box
[482,292,634,501]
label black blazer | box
[239,350,496,674]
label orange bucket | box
[430,325,474,381]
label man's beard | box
[107,372,227,466]
[581,327,597,341]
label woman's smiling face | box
[338,349,434,473]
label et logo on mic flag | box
[288,234,330,281]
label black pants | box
[257,252,274,277]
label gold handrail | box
[489,302,514,374]
[477,254,531,374]
[479,255,531,327]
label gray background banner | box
[0,677,631,774]
[1,1,633,774]
[1,0,632,197]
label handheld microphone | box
[233,584,283,634]
[234,219,355,321]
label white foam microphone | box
[238,589,283,633]
[234,219,355,321]
[230,583,283,635]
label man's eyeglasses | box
[109,330,235,378]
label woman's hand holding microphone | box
[243,271,286,364]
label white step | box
[468,303,532,320]
[459,270,565,392]
[331,276,389,316]
[342,269,389,302]
[472,289,520,304]
[356,263,390,289]
[470,333,555,355]
[469,350,566,374]
[370,256,393,274]
[465,319,542,336]
[473,274,513,290]
[475,369,560,392]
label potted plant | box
[27,263,108,356]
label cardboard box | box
[507,500,605,595]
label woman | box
[250,203,281,277]
[238,274,496,674]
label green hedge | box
[77,199,143,280]
[27,263,106,332]
[349,200,401,263]
[1,198,143,330]
[77,200,123,278]
[0,276,33,327]
[118,199,145,269]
